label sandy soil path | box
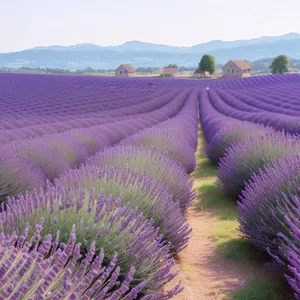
[165,134,289,300]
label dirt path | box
[165,133,289,300]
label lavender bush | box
[238,155,300,253]
[0,150,46,200]
[86,145,195,209]
[207,121,274,165]
[275,198,300,299]
[120,128,196,173]
[218,132,300,199]
[56,164,191,252]
[0,224,182,299]
[0,187,177,293]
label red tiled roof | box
[231,60,251,70]
[163,67,177,75]
[118,64,136,73]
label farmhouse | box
[222,60,251,78]
[193,69,211,79]
[162,67,178,77]
[115,64,136,77]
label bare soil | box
[165,135,290,300]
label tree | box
[199,54,216,75]
[167,64,178,69]
[270,55,290,74]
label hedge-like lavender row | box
[0,211,182,298]
[120,91,199,173]
[218,132,300,199]
[207,87,300,135]
[55,164,191,252]
[237,155,300,299]
[0,77,200,298]
[200,83,300,297]
[0,186,183,297]
[0,90,190,200]
[86,145,195,210]
[0,89,184,145]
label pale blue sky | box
[1,0,300,52]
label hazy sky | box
[1,0,300,52]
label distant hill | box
[1,33,300,69]
[250,58,300,73]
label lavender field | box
[0,72,300,299]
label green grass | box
[194,158,218,178]
[196,183,236,221]
[216,238,256,262]
[232,278,289,300]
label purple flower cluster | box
[0,223,182,299]
[56,164,191,252]
[86,145,195,209]
[206,121,274,165]
[0,73,203,298]
[120,128,196,173]
[199,74,300,296]
[218,132,300,198]
[0,186,179,295]
[237,156,300,298]
[238,155,300,253]
[0,85,191,200]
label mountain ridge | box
[28,32,300,54]
[1,33,300,69]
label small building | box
[193,69,212,79]
[115,64,136,77]
[222,60,252,78]
[162,67,178,77]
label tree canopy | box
[270,55,290,74]
[199,54,216,75]
[167,64,178,69]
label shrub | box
[120,128,196,173]
[86,145,195,209]
[9,139,71,180]
[218,132,300,199]
[238,155,300,253]
[276,197,300,299]
[56,164,191,252]
[0,187,177,293]
[207,121,273,165]
[0,150,46,201]
[237,155,300,298]
[0,227,147,299]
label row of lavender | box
[0,88,198,298]
[207,82,300,135]
[0,88,192,199]
[200,88,300,298]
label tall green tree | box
[270,55,290,74]
[199,54,216,75]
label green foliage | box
[216,238,255,262]
[233,278,284,300]
[270,55,290,74]
[196,183,236,220]
[199,54,216,75]
[167,64,178,68]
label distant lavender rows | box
[1,72,300,298]
[200,76,300,298]
[0,73,200,298]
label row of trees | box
[196,54,291,75]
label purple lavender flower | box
[86,145,195,209]
[0,186,178,293]
[218,132,300,199]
